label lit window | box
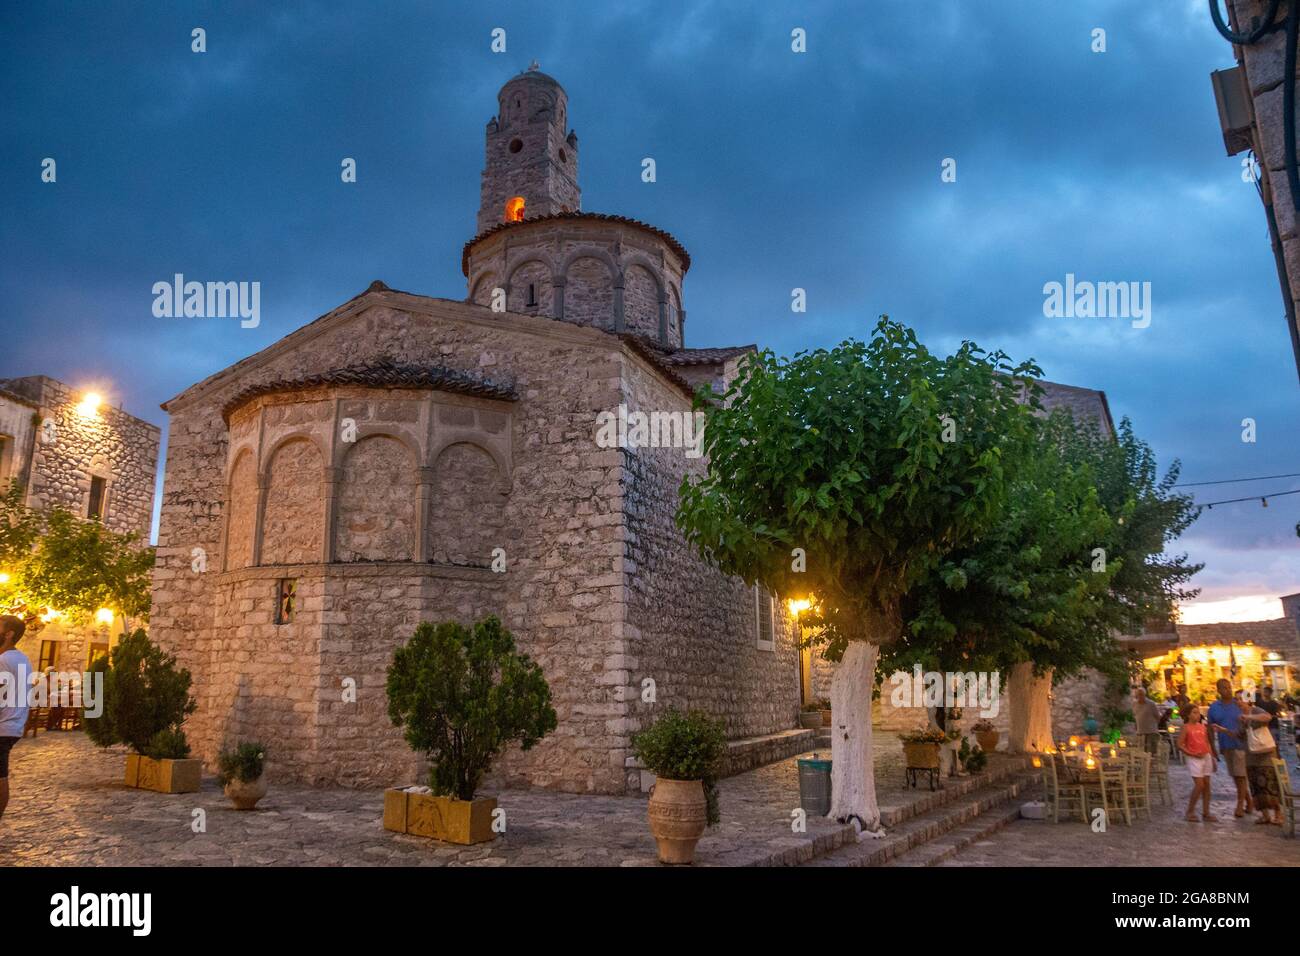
[505,196,526,222]
[276,578,297,625]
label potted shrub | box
[631,709,726,865]
[958,735,988,774]
[972,718,999,753]
[817,697,833,728]
[799,702,822,731]
[84,629,199,793]
[218,742,268,810]
[384,616,557,845]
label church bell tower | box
[476,63,581,236]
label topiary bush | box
[84,629,195,755]
[631,709,726,825]
[386,616,557,801]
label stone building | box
[0,374,160,669]
[151,67,1123,793]
[151,67,804,794]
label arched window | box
[505,196,526,222]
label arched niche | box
[334,434,418,562]
[259,436,325,566]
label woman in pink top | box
[1177,704,1218,822]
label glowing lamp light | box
[77,392,103,417]
[40,608,61,623]
[1084,755,1097,770]
[1118,739,1127,749]
[504,196,526,222]
[787,598,812,616]
[1068,736,1080,749]
[0,572,9,584]
[1109,747,1118,758]
[1031,756,1042,768]
[96,608,115,625]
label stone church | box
[151,67,1114,794]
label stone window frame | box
[0,433,13,483]
[84,470,111,522]
[754,584,775,652]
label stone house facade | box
[0,374,160,669]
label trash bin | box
[797,755,832,816]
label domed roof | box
[500,62,564,93]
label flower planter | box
[799,711,822,731]
[383,789,497,845]
[646,777,708,865]
[819,709,833,728]
[903,741,941,770]
[124,754,202,794]
[224,775,268,810]
[976,730,1000,753]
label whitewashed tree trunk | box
[1008,662,1054,753]
[827,640,885,837]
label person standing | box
[1207,679,1252,818]
[1240,697,1281,826]
[1133,686,1161,755]
[0,614,31,822]
[1177,703,1217,822]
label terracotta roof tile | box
[221,359,517,422]
[462,211,691,276]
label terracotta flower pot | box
[976,730,999,753]
[224,775,268,810]
[647,777,708,864]
[819,709,833,728]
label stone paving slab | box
[937,748,1300,867]
[3,731,1012,867]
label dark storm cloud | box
[1,0,1296,604]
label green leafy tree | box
[896,409,1199,751]
[0,479,45,628]
[84,629,196,755]
[895,409,1117,749]
[386,616,558,800]
[676,318,1040,831]
[19,508,154,631]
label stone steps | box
[799,767,1036,868]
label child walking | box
[1177,703,1218,822]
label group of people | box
[1165,679,1285,825]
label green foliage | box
[386,616,557,801]
[143,727,191,760]
[18,508,154,628]
[83,629,196,754]
[631,709,726,825]
[217,742,267,785]
[1101,706,1132,743]
[958,736,989,773]
[676,317,1041,657]
[897,408,1200,686]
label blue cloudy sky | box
[2,1,1297,619]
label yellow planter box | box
[124,754,202,794]
[383,789,497,845]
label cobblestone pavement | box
[940,747,1300,867]
[3,731,959,867]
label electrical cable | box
[1174,471,1300,487]
[1208,0,1300,212]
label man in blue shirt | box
[1206,679,1252,818]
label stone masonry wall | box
[618,349,802,791]
[152,294,632,793]
[466,219,686,349]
